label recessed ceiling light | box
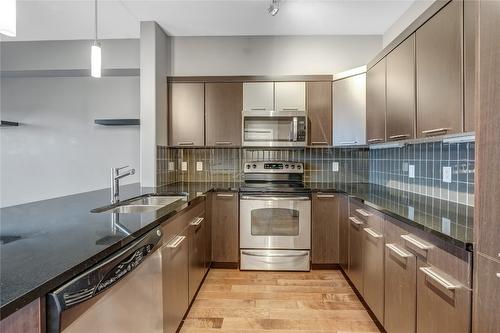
[268,0,280,16]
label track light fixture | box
[268,0,280,16]
[91,0,101,78]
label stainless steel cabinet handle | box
[401,234,434,250]
[349,216,364,226]
[385,243,413,258]
[420,266,461,290]
[496,273,500,279]
[311,141,328,145]
[215,141,232,145]
[422,128,450,135]
[241,251,309,258]
[363,227,383,239]
[283,107,299,111]
[240,195,310,201]
[191,217,204,226]
[356,208,372,217]
[316,194,335,198]
[388,134,410,140]
[368,138,384,143]
[339,141,358,145]
[292,117,298,142]
[250,107,267,111]
[166,235,186,248]
[216,193,234,198]
[177,141,194,146]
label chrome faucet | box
[110,166,135,204]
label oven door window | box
[251,208,300,236]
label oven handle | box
[240,195,310,201]
[241,251,309,258]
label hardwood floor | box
[180,269,381,332]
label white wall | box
[169,35,382,76]
[0,40,140,207]
[383,0,435,47]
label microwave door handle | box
[293,117,298,142]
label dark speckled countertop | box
[0,181,473,320]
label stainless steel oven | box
[239,161,311,271]
[242,110,307,147]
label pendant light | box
[91,0,101,78]
[0,0,16,37]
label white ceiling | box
[2,0,416,41]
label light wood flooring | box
[180,269,381,333]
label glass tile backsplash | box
[157,140,474,207]
[369,141,475,206]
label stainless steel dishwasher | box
[46,227,163,333]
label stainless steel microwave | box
[242,110,307,147]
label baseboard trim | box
[311,263,341,270]
[211,262,239,269]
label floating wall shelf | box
[1,121,20,127]
[94,119,140,126]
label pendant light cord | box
[94,0,98,42]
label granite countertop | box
[0,183,211,319]
[0,180,473,320]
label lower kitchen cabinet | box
[416,258,471,333]
[188,204,207,303]
[362,219,385,324]
[347,213,364,292]
[312,193,339,264]
[473,254,500,333]
[384,242,416,333]
[0,298,44,333]
[162,225,189,333]
[338,195,349,271]
[211,192,239,264]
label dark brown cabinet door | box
[416,0,463,138]
[188,207,206,303]
[384,241,417,333]
[386,34,416,141]
[473,254,500,333]
[211,192,239,263]
[347,208,365,292]
[464,0,478,133]
[312,193,339,264]
[416,259,471,333]
[307,81,332,146]
[339,195,349,271]
[169,83,205,146]
[366,59,387,144]
[205,82,243,147]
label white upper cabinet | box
[332,73,367,146]
[243,82,274,111]
[274,82,306,111]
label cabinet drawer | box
[162,200,205,244]
[417,259,471,333]
[349,200,383,232]
[473,254,500,333]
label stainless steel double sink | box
[92,195,187,214]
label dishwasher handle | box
[47,228,162,313]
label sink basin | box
[92,195,187,214]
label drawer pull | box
[215,141,232,145]
[388,134,410,140]
[217,193,234,198]
[166,235,186,248]
[177,141,194,146]
[368,138,384,143]
[422,128,450,135]
[356,209,372,217]
[311,141,328,145]
[250,107,267,111]
[339,141,358,145]
[191,217,204,226]
[241,250,308,258]
[385,243,413,258]
[401,234,434,250]
[420,266,461,290]
[316,194,335,198]
[349,216,364,226]
[363,227,383,239]
[282,107,299,111]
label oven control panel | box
[244,161,303,173]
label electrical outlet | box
[332,162,339,172]
[402,162,409,172]
[408,206,414,220]
[442,217,451,235]
[196,161,203,171]
[181,162,188,171]
[409,165,415,178]
[443,166,452,183]
[168,162,175,171]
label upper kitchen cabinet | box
[205,82,243,147]
[332,72,367,146]
[274,82,306,111]
[464,0,478,133]
[366,59,387,144]
[169,82,205,147]
[307,81,332,146]
[243,82,274,111]
[386,34,416,141]
[416,0,463,137]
